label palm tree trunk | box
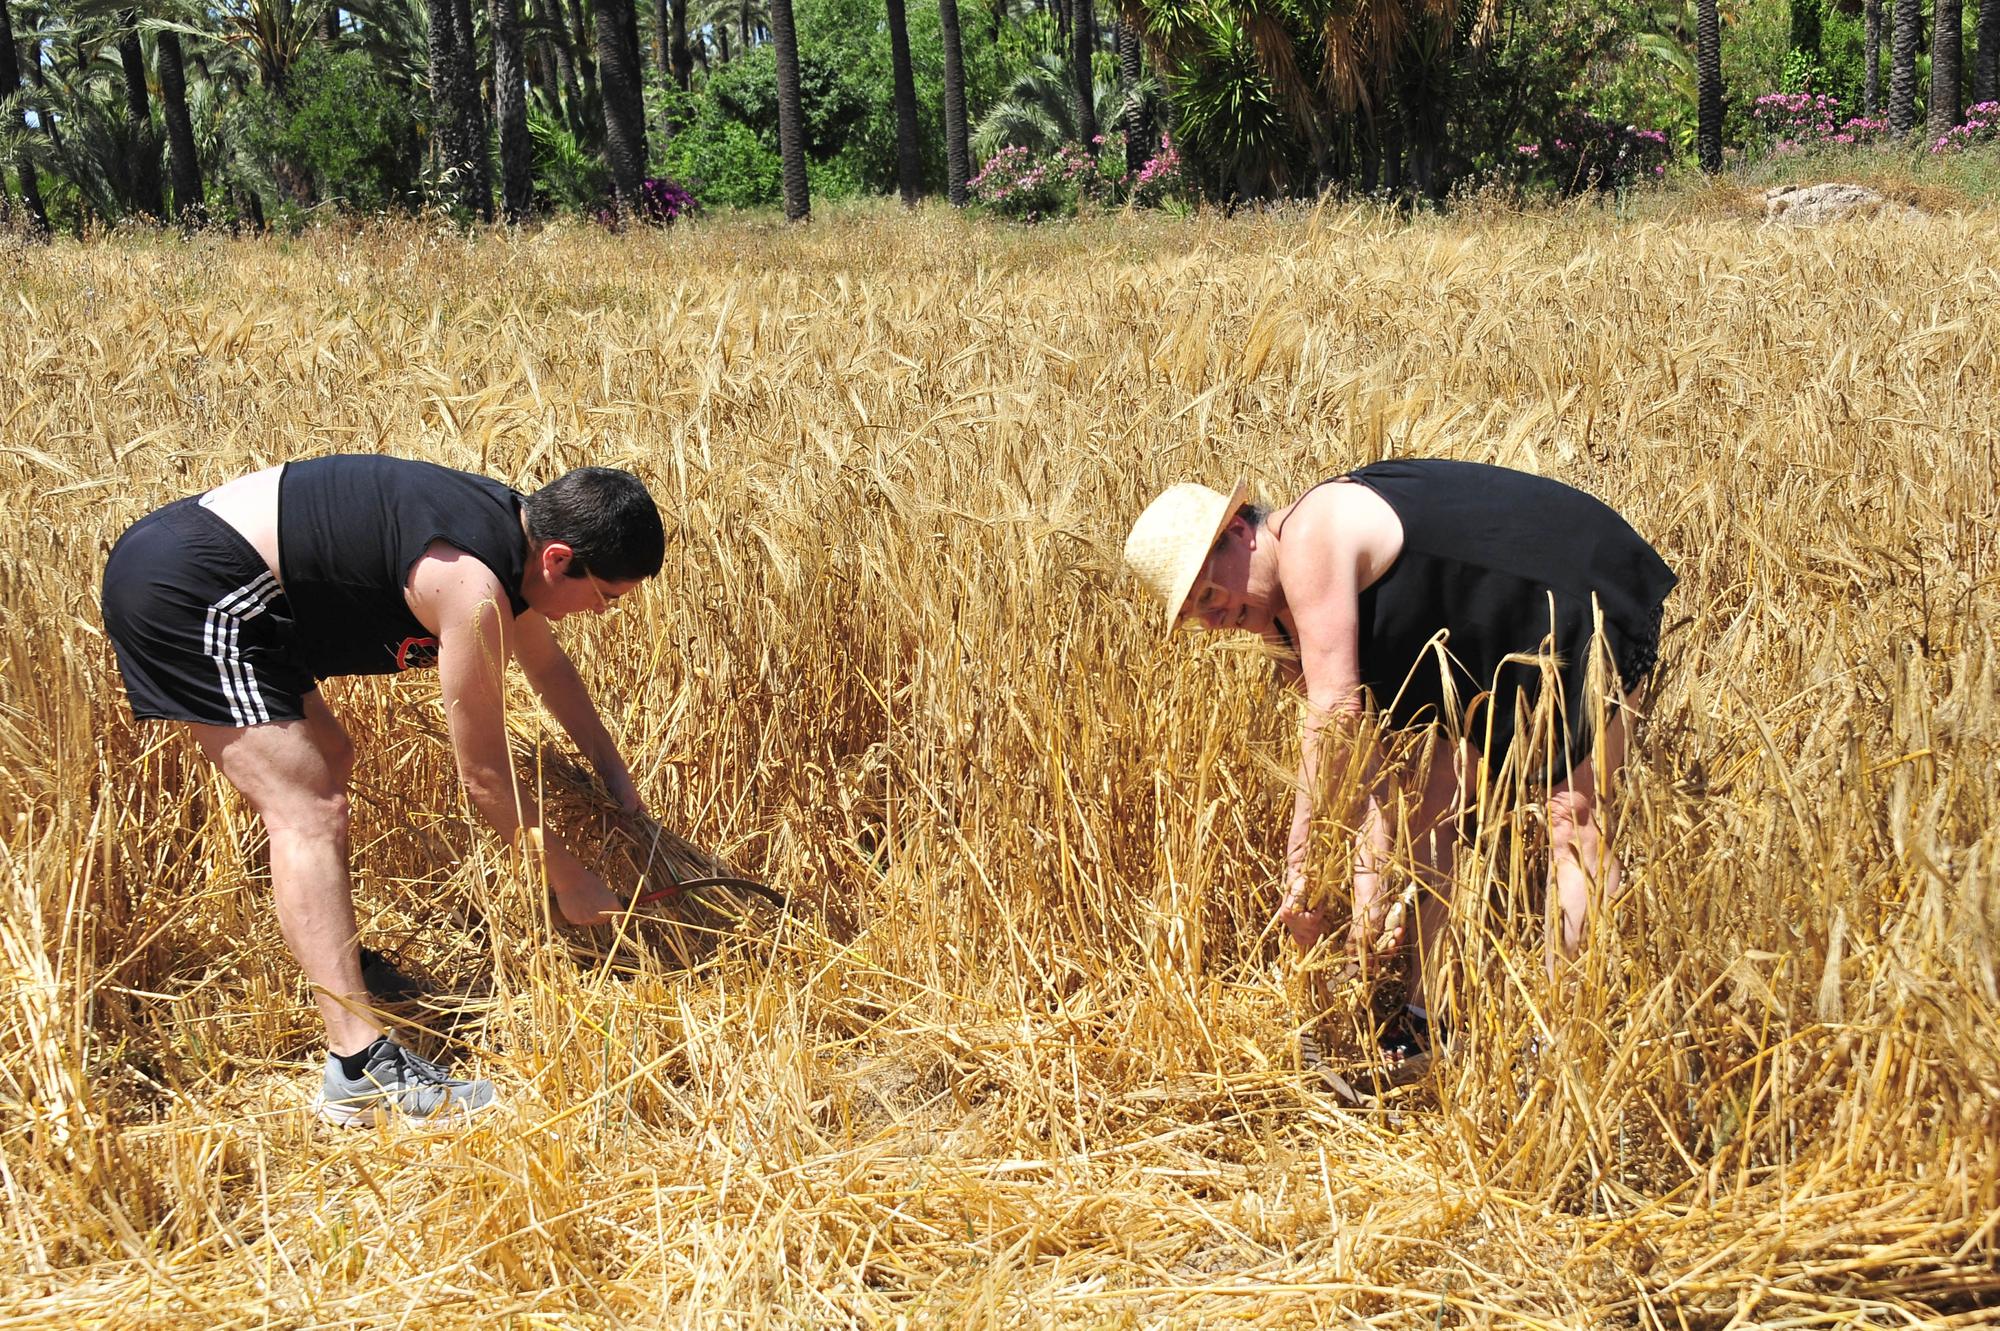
[1889,0,1924,137]
[1865,0,1883,115]
[885,0,921,204]
[569,0,601,116]
[1,0,49,239]
[324,6,340,41]
[768,0,809,219]
[596,0,650,208]
[667,0,692,88]
[428,0,476,208]
[117,20,165,220]
[940,0,970,205]
[544,3,587,134]
[1976,0,2000,103]
[1929,0,1963,136]
[1381,108,1403,196]
[1697,0,1723,170]
[1118,20,1150,176]
[494,0,533,220]
[1071,0,1097,144]
[451,0,493,218]
[157,30,203,225]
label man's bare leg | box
[192,692,380,1056]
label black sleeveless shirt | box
[277,455,530,678]
[1339,459,1676,771]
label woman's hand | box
[1346,885,1414,967]
[1276,876,1332,953]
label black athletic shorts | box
[101,497,316,727]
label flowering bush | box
[970,143,1109,220]
[1751,91,1887,150]
[1512,112,1671,195]
[969,133,1189,221]
[596,176,699,229]
[1932,102,2000,153]
[637,176,699,223]
[1130,134,1189,208]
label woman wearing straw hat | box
[1123,459,1675,1076]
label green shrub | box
[238,47,421,211]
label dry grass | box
[1,200,1996,1328]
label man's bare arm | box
[511,611,643,812]
[414,546,622,925]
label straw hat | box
[1122,478,1249,634]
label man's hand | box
[597,762,645,815]
[549,849,624,926]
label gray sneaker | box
[315,1036,497,1127]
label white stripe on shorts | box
[204,572,282,726]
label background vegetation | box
[1,204,1995,1323]
[3,0,1999,233]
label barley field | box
[1,194,1996,1328]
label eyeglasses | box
[584,570,625,614]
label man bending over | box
[102,455,664,1126]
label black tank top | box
[277,456,529,678]
[1339,459,1676,769]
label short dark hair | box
[523,467,665,582]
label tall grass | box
[0,202,1995,1326]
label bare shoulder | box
[1278,478,1402,588]
[406,540,509,637]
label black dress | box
[1336,459,1676,776]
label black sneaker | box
[1374,1009,1447,1085]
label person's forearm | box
[528,651,630,778]
[457,755,602,895]
[1288,702,1364,884]
[456,749,550,846]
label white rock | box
[1763,182,1924,226]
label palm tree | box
[450,0,488,214]
[1070,0,1095,144]
[1129,0,1491,199]
[766,0,805,218]
[939,0,969,204]
[493,0,531,219]
[1977,0,1999,104]
[1696,0,1720,171]
[2,0,52,236]
[427,0,486,214]
[116,14,164,216]
[1864,0,1882,115]
[1117,17,1151,174]
[971,49,1131,155]
[1929,0,1962,137]
[884,0,919,204]
[1888,0,1923,136]
[156,26,201,220]
[68,0,219,218]
[596,0,647,207]
[659,0,691,89]
[695,0,764,58]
